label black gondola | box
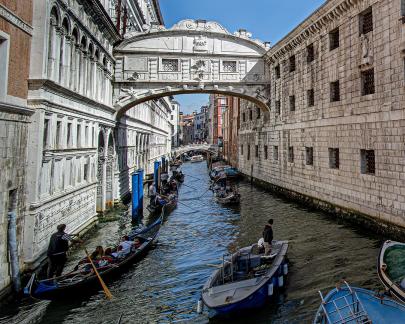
[24,216,162,300]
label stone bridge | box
[172,144,219,158]
[113,19,271,119]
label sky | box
[159,0,326,114]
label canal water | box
[1,161,386,323]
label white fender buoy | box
[278,276,284,287]
[197,299,203,314]
[283,263,288,275]
[268,283,274,296]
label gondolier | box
[47,224,83,278]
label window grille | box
[247,145,251,160]
[264,145,268,159]
[223,61,237,72]
[275,100,281,115]
[288,146,294,163]
[289,56,296,72]
[162,59,179,72]
[249,109,253,120]
[361,149,375,174]
[242,112,246,122]
[273,146,279,160]
[307,89,315,107]
[255,145,259,158]
[330,81,340,102]
[306,147,314,165]
[307,44,315,63]
[329,148,340,169]
[275,65,281,79]
[329,28,340,50]
[360,8,373,35]
[289,95,296,112]
[361,68,375,95]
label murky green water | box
[0,162,386,323]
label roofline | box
[152,0,164,25]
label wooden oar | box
[84,248,113,300]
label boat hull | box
[313,286,405,324]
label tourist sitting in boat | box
[90,245,104,260]
[111,245,126,259]
[119,235,134,254]
[133,238,142,249]
[161,182,171,195]
[170,179,178,194]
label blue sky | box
[160,0,326,113]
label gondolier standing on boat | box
[262,219,274,256]
[47,224,83,278]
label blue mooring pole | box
[137,168,144,217]
[161,156,166,173]
[132,171,139,221]
[154,161,160,191]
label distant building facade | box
[208,94,229,146]
[194,105,208,142]
[169,98,180,148]
[222,97,240,167]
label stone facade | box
[222,96,240,167]
[0,0,34,294]
[238,0,405,230]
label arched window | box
[60,17,70,85]
[70,27,79,90]
[48,6,60,80]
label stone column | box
[81,51,88,96]
[47,18,58,80]
[63,36,72,87]
[53,27,62,82]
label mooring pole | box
[154,161,160,192]
[8,211,21,292]
[131,171,139,221]
[137,169,144,217]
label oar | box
[84,248,113,300]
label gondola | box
[214,191,240,205]
[377,240,405,303]
[24,216,162,300]
[314,281,405,324]
[201,241,288,317]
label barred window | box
[264,145,268,159]
[361,149,375,174]
[288,146,294,163]
[223,60,237,72]
[247,144,251,160]
[273,146,279,160]
[242,112,246,122]
[275,65,281,79]
[255,145,259,158]
[249,109,253,120]
[361,68,375,95]
[289,95,296,112]
[330,80,340,102]
[306,147,314,165]
[329,28,340,50]
[256,107,261,119]
[275,100,281,115]
[289,55,296,72]
[329,148,340,169]
[307,89,315,107]
[241,145,243,155]
[307,44,314,63]
[360,8,373,35]
[162,59,179,72]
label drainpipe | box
[8,211,21,292]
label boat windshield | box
[384,245,405,283]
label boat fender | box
[197,299,203,314]
[268,283,274,296]
[283,263,288,275]
[278,276,284,287]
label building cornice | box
[75,0,121,44]
[0,101,35,116]
[0,4,33,36]
[265,0,361,63]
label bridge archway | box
[113,19,271,120]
